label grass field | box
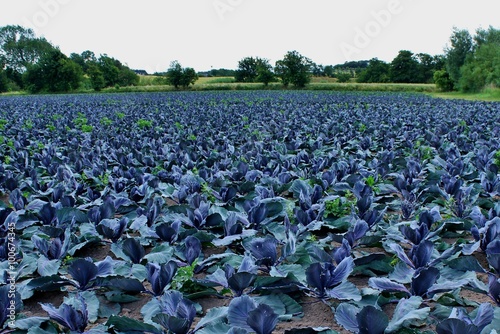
[2,76,500,102]
[428,86,500,102]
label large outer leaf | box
[247,236,278,266]
[197,268,228,288]
[122,238,145,264]
[326,281,361,301]
[68,259,98,290]
[247,304,279,334]
[102,277,145,292]
[184,235,202,265]
[410,267,440,297]
[436,318,478,334]
[388,261,415,284]
[335,303,360,332]
[228,272,256,296]
[227,295,257,331]
[330,256,355,286]
[254,293,303,320]
[410,240,434,269]
[357,306,388,334]
[141,298,161,324]
[388,243,414,269]
[41,301,88,333]
[106,315,162,334]
[472,303,494,330]
[368,277,410,295]
[386,296,430,333]
[27,275,70,292]
[194,307,229,331]
[37,256,61,277]
[447,256,485,273]
[196,322,232,334]
[153,314,191,334]
[290,179,312,199]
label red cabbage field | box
[1,91,500,333]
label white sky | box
[1,0,498,73]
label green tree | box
[336,72,351,83]
[356,58,390,83]
[0,25,54,73]
[311,63,324,76]
[70,50,97,73]
[445,28,474,89]
[390,50,420,83]
[97,55,120,87]
[235,57,274,85]
[323,65,335,77]
[87,63,106,91]
[235,56,259,82]
[0,67,8,92]
[118,67,140,86]
[256,59,275,86]
[23,49,83,93]
[433,70,454,91]
[275,50,312,88]
[459,43,500,92]
[416,53,437,83]
[179,67,198,88]
[474,26,500,48]
[166,61,198,88]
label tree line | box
[231,26,499,92]
[0,25,139,93]
[1,25,499,93]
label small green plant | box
[494,150,500,167]
[98,172,110,186]
[63,254,74,265]
[100,117,112,126]
[251,129,261,139]
[81,124,93,133]
[187,134,197,141]
[324,197,353,218]
[151,165,164,175]
[137,119,152,129]
[364,175,382,194]
[116,112,125,119]
[0,119,7,130]
[201,183,216,202]
[46,124,56,132]
[24,119,34,129]
[174,122,183,130]
[74,113,90,131]
[365,175,376,188]
[171,260,197,291]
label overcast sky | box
[1,0,498,73]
